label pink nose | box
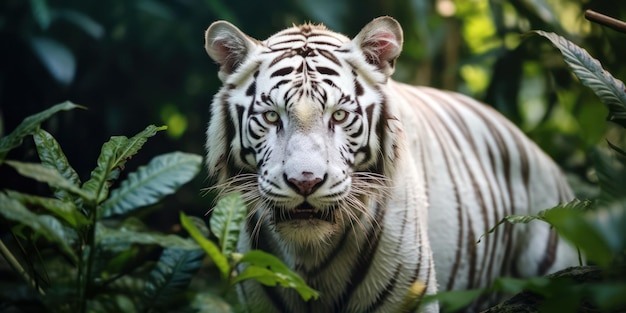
[286,172,323,196]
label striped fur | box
[204,17,578,313]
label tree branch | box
[585,10,626,34]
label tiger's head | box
[205,17,404,247]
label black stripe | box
[316,66,339,76]
[270,66,294,77]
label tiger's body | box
[203,17,578,313]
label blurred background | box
[1,0,624,226]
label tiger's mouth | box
[273,202,337,224]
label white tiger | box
[203,16,578,313]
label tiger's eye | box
[263,111,280,124]
[332,110,348,123]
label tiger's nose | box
[285,172,323,196]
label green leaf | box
[142,248,204,310]
[100,152,202,218]
[210,193,247,255]
[96,224,199,250]
[588,283,626,310]
[0,193,78,262]
[0,101,82,160]
[477,213,544,244]
[234,250,319,301]
[492,276,551,295]
[4,190,88,228]
[533,31,626,128]
[180,212,230,280]
[81,125,167,206]
[34,128,82,203]
[4,160,90,200]
[423,288,484,313]
[543,207,614,268]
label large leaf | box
[34,128,81,203]
[4,160,90,200]
[180,212,230,280]
[0,101,82,160]
[543,203,625,269]
[0,193,78,263]
[96,224,198,250]
[209,193,247,255]
[533,31,626,128]
[81,125,166,206]
[4,190,88,228]
[233,250,319,301]
[100,152,202,219]
[142,248,204,310]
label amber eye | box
[332,109,348,123]
[263,111,280,124]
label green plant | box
[0,102,204,312]
[180,193,319,312]
[0,102,318,313]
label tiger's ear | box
[352,16,403,78]
[205,21,259,81]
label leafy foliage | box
[209,191,247,256]
[0,104,204,312]
[180,193,320,306]
[532,31,626,128]
[100,151,203,218]
[0,101,83,160]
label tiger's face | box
[205,17,403,246]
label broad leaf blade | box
[143,248,204,310]
[96,224,199,250]
[100,152,202,218]
[0,193,78,262]
[34,128,81,202]
[81,125,166,205]
[210,193,247,255]
[4,160,90,199]
[4,190,88,228]
[533,31,626,128]
[180,212,230,280]
[234,250,319,301]
[543,207,614,268]
[0,101,82,160]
